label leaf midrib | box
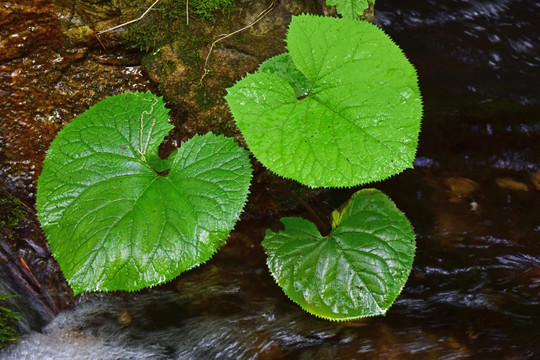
[66,174,159,261]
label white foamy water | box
[0,291,337,360]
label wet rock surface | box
[1,0,540,358]
[1,0,155,318]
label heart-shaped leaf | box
[226,15,422,187]
[326,0,373,19]
[263,189,415,320]
[37,91,252,294]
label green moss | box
[234,33,248,44]
[176,40,201,68]
[124,0,236,53]
[189,0,236,22]
[124,22,160,52]
[0,190,24,348]
[0,188,27,242]
[195,87,215,109]
[0,294,19,349]
[164,61,176,71]
[154,0,186,22]
[124,0,186,52]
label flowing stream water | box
[1,0,539,359]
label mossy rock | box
[0,294,19,349]
[0,188,28,247]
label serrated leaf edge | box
[264,188,416,321]
[37,95,253,294]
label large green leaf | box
[326,0,374,19]
[263,189,415,320]
[37,91,252,294]
[226,15,422,187]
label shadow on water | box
[1,0,540,359]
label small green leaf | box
[263,189,415,320]
[37,92,252,294]
[326,0,374,19]
[226,15,422,187]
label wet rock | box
[443,177,480,203]
[1,0,156,320]
[495,177,529,192]
[52,0,155,48]
[116,310,132,328]
[0,187,61,327]
[0,1,63,63]
[1,0,154,199]
[531,171,540,191]
[423,174,487,246]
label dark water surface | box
[2,0,540,359]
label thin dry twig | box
[19,257,42,292]
[186,0,189,25]
[199,0,277,84]
[97,0,162,34]
[94,32,108,51]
